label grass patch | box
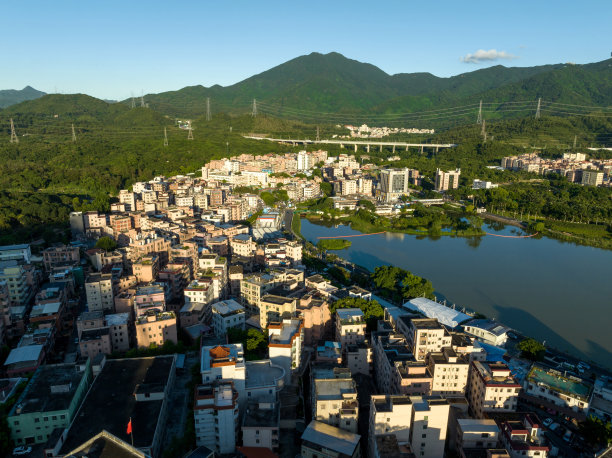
[317,238,352,250]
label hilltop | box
[0,86,46,108]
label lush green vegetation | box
[291,212,303,239]
[517,338,546,361]
[372,265,435,303]
[0,86,45,108]
[317,238,352,250]
[260,189,289,207]
[329,297,384,331]
[579,416,612,448]
[227,327,268,360]
[95,236,117,252]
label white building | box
[410,396,450,458]
[297,150,311,171]
[194,382,239,454]
[463,319,510,347]
[85,273,114,312]
[472,179,498,190]
[241,401,280,452]
[268,318,304,385]
[336,308,366,349]
[211,299,245,338]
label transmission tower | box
[9,118,18,144]
[316,126,320,142]
[477,100,483,124]
[164,127,168,147]
[187,125,194,140]
[72,124,77,142]
[206,97,211,121]
[251,99,257,117]
[535,98,541,119]
[573,135,577,149]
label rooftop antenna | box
[72,124,77,142]
[206,97,211,121]
[10,118,18,143]
[187,124,194,140]
[316,126,320,142]
[251,99,257,117]
[164,127,168,147]
[477,100,482,124]
[535,98,541,119]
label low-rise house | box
[498,414,550,458]
[463,319,511,347]
[7,361,92,446]
[455,419,500,451]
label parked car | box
[543,418,554,427]
[563,429,573,442]
[12,446,32,456]
[549,422,560,432]
[507,331,518,340]
[577,361,591,370]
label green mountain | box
[0,86,46,108]
[140,52,612,122]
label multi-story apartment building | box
[435,168,461,191]
[313,377,359,433]
[258,295,297,329]
[211,299,245,338]
[134,283,166,317]
[42,245,80,272]
[369,394,413,454]
[268,318,304,384]
[0,244,31,264]
[135,311,178,348]
[79,327,112,360]
[297,294,331,345]
[467,361,521,418]
[336,308,366,349]
[229,234,256,258]
[499,414,550,458]
[132,254,159,283]
[85,273,114,312]
[405,317,452,361]
[347,342,372,376]
[427,347,470,395]
[194,381,239,455]
[0,262,34,307]
[106,312,131,352]
[455,419,500,451]
[410,396,451,458]
[581,169,604,186]
[241,401,280,452]
[379,168,413,202]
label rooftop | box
[59,356,175,454]
[245,360,285,389]
[465,319,511,336]
[243,401,280,428]
[81,327,111,341]
[301,420,360,456]
[201,344,244,372]
[315,378,357,400]
[403,297,471,328]
[527,365,592,400]
[211,299,244,317]
[9,363,87,416]
[473,361,521,387]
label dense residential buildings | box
[268,318,304,384]
[523,365,592,413]
[194,381,240,454]
[301,420,361,458]
[336,308,366,348]
[467,361,521,418]
[211,299,245,338]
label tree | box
[320,182,332,196]
[517,338,546,361]
[401,272,435,300]
[579,416,612,448]
[358,200,376,211]
[330,297,383,331]
[95,236,117,252]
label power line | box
[72,124,77,142]
[164,127,168,147]
[206,97,211,121]
[252,99,257,117]
[535,98,541,119]
[477,100,482,125]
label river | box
[300,218,612,369]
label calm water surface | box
[301,218,612,369]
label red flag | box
[127,418,133,435]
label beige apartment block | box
[435,168,461,191]
[259,295,297,329]
[369,394,413,451]
[297,293,331,345]
[406,318,452,361]
[467,361,521,419]
[135,311,178,348]
[428,347,470,395]
[85,273,114,312]
[410,396,451,458]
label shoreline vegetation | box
[316,238,352,250]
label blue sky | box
[2,0,610,99]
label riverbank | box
[300,217,612,370]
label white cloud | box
[461,49,518,64]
